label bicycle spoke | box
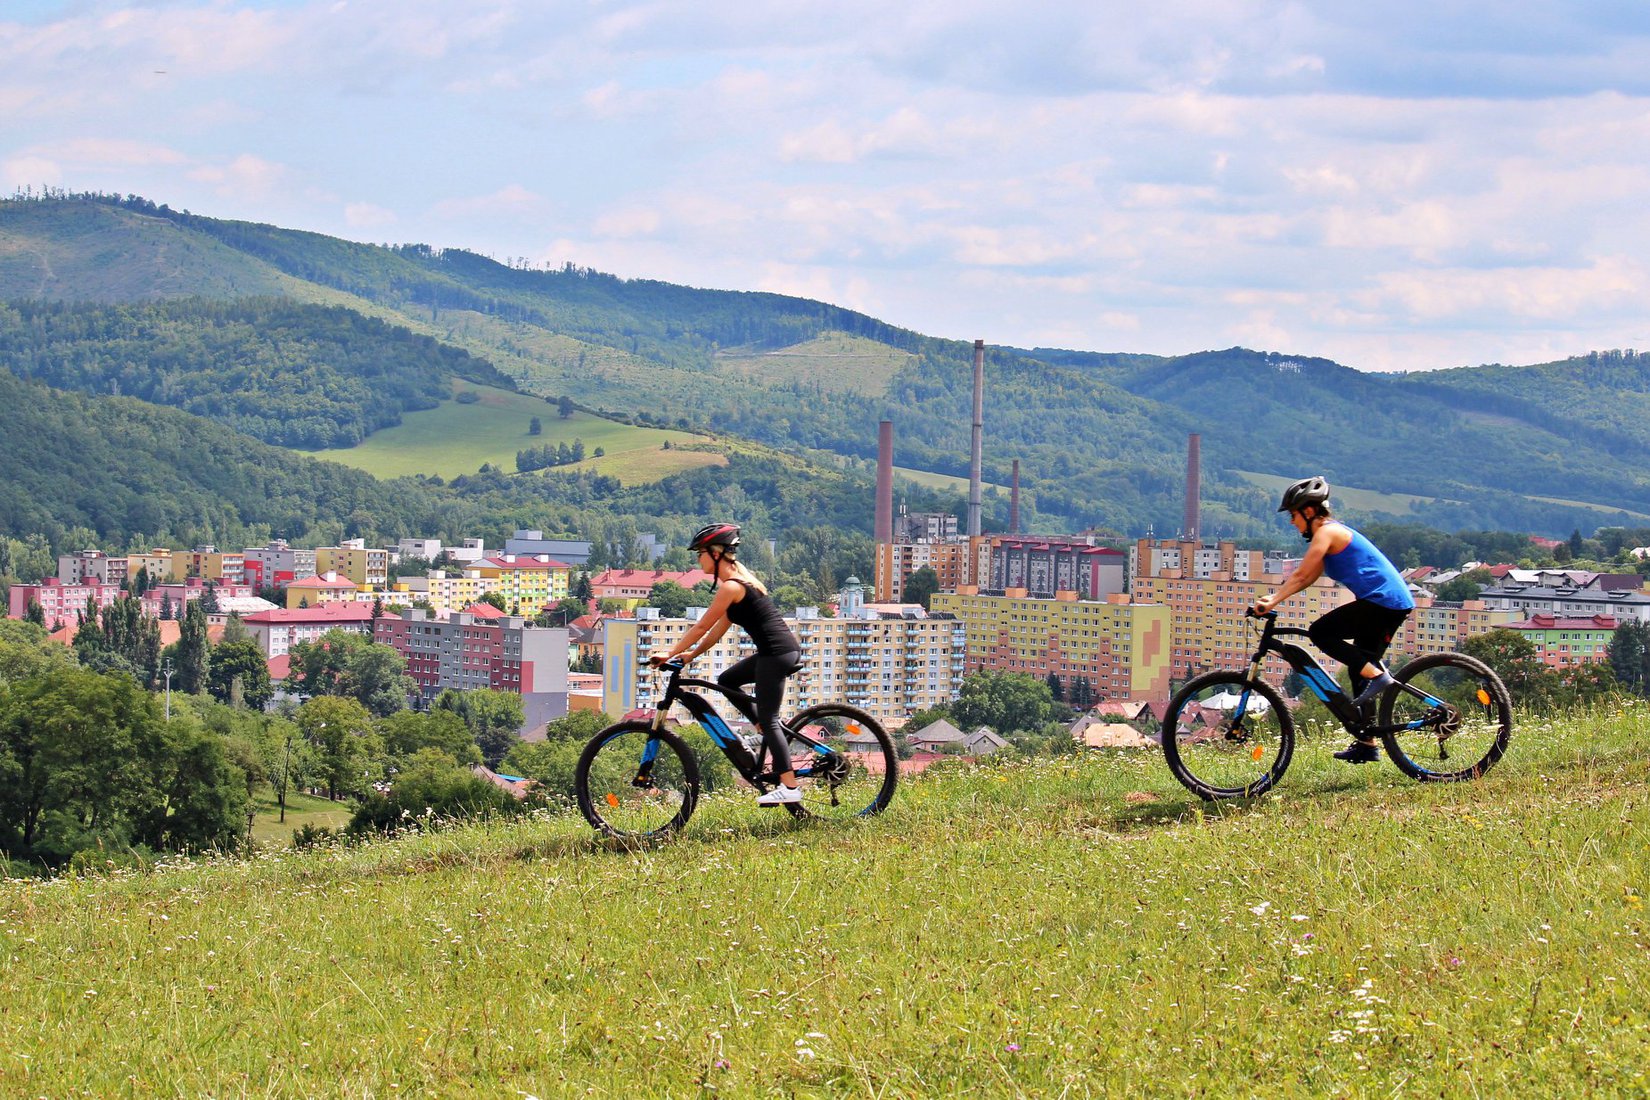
[1162,673,1294,800]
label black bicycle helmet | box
[688,522,741,553]
[1277,476,1330,514]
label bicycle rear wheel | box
[575,721,700,840]
[1161,672,1294,800]
[781,703,898,821]
[1376,653,1511,781]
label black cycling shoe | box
[1333,740,1380,764]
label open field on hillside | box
[248,790,353,847]
[1235,469,1446,516]
[3,705,1647,1095]
[715,332,914,396]
[893,465,1008,494]
[311,381,699,480]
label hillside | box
[0,368,443,548]
[4,193,1650,536]
[1,707,1645,1094]
[0,298,515,448]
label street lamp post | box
[162,657,175,720]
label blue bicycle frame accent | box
[1297,665,1343,703]
[696,710,740,749]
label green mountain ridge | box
[2,192,1647,538]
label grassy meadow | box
[311,381,704,481]
[714,333,914,396]
[2,706,1648,1096]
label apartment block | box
[1478,582,1650,623]
[316,539,390,588]
[1129,538,1274,585]
[125,550,175,585]
[375,610,570,733]
[286,572,360,608]
[8,578,124,624]
[241,603,379,658]
[601,605,966,729]
[392,570,489,617]
[929,590,1172,701]
[472,554,573,615]
[989,537,1126,600]
[1130,570,1347,685]
[1502,613,1620,668]
[873,540,979,603]
[172,546,246,585]
[591,568,705,608]
[241,540,317,591]
[57,550,128,586]
[1395,597,1520,657]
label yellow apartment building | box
[473,554,572,615]
[930,590,1173,701]
[286,572,360,608]
[316,541,391,588]
[172,546,245,585]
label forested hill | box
[0,299,514,449]
[3,191,1648,537]
[1014,345,1650,531]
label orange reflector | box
[847,723,861,735]
[605,792,619,808]
[1252,744,1264,761]
[1476,688,1491,705]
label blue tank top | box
[1322,525,1415,611]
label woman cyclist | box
[649,523,805,805]
[1252,477,1416,764]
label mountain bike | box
[1160,610,1512,800]
[574,659,899,839]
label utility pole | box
[278,734,293,823]
[162,657,175,720]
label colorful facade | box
[171,546,246,585]
[286,573,360,608]
[316,541,391,588]
[929,591,1173,701]
[1503,613,1620,667]
[601,606,966,728]
[375,610,570,734]
[472,554,572,615]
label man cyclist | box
[650,523,805,805]
[1251,477,1415,764]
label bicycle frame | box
[644,661,836,784]
[1243,612,1450,739]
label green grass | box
[715,331,914,396]
[311,380,699,480]
[248,790,353,846]
[1235,469,1452,515]
[3,706,1649,1095]
[893,465,1008,493]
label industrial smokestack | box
[876,420,894,544]
[969,339,984,538]
[1184,433,1201,541]
[1010,459,1020,534]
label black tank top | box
[725,586,799,656]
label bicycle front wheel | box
[1377,653,1512,782]
[1161,672,1294,800]
[782,703,898,821]
[575,721,700,840]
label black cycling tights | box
[718,650,804,774]
[1308,600,1411,675]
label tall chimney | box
[968,339,984,538]
[876,420,894,544]
[1010,459,1020,534]
[1184,433,1201,541]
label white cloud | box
[344,202,398,229]
[187,153,287,199]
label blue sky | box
[3,1,1649,371]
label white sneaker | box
[756,783,801,807]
